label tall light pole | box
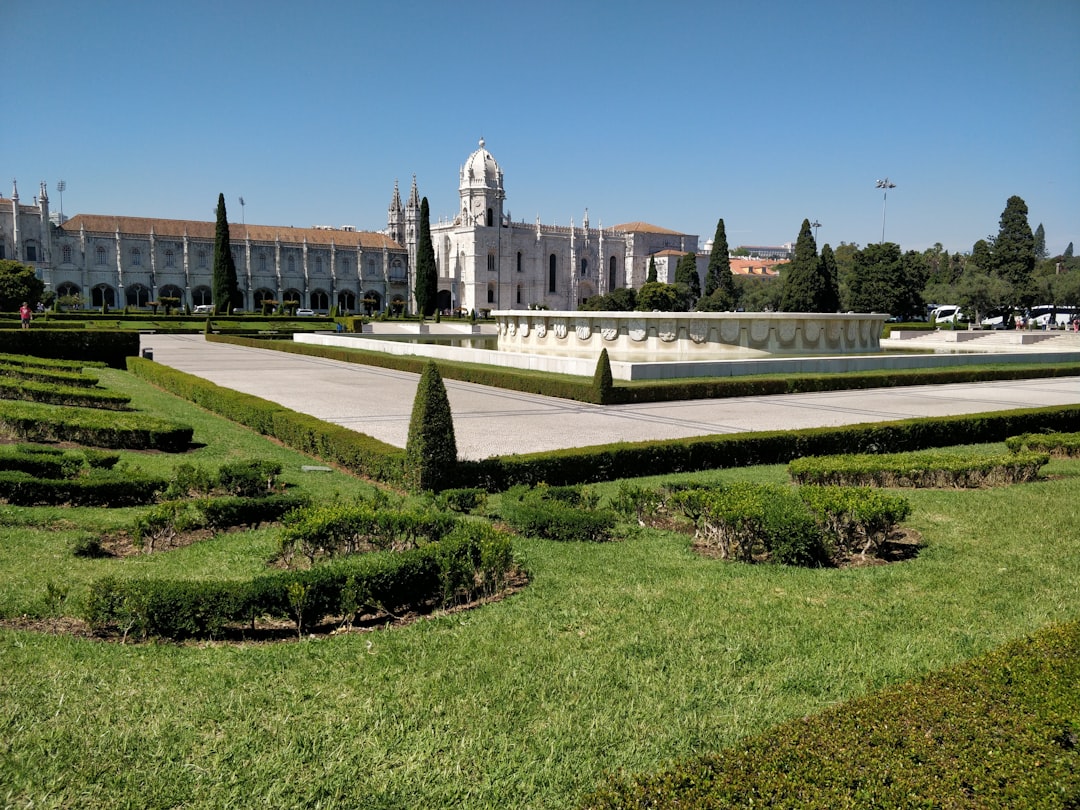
[56,180,66,222]
[810,219,822,244]
[876,178,896,243]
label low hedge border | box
[0,375,132,410]
[0,399,192,452]
[788,449,1051,487]
[0,361,101,388]
[1007,431,1080,458]
[84,522,517,640]
[0,352,106,372]
[0,330,139,368]
[0,470,167,507]
[207,333,1080,406]
[580,620,1080,809]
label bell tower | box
[458,138,504,228]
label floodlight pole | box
[810,220,821,244]
[876,179,896,243]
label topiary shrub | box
[592,348,614,405]
[403,361,458,492]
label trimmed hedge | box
[0,374,131,410]
[0,330,139,368]
[0,400,192,451]
[0,352,106,372]
[580,620,1080,809]
[84,522,517,639]
[0,470,167,507]
[0,361,101,388]
[788,449,1050,487]
[499,484,618,543]
[1007,431,1080,458]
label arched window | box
[56,282,80,302]
[159,284,183,301]
[486,208,494,227]
[487,253,496,272]
[337,290,356,313]
[191,286,212,306]
[340,257,350,274]
[581,258,588,277]
[259,252,268,271]
[516,285,522,304]
[609,256,617,291]
[288,255,296,273]
[197,250,207,268]
[126,283,150,307]
[91,284,116,308]
[516,251,522,272]
[164,249,175,268]
[131,248,142,267]
[548,255,557,293]
[95,245,107,265]
[62,244,72,264]
[487,287,495,304]
[311,290,329,311]
[315,256,323,274]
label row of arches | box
[53,283,399,314]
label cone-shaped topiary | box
[593,348,614,405]
[404,361,458,491]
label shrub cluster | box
[788,449,1050,487]
[0,373,132,410]
[133,492,310,551]
[1006,430,1080,458]
[84,521,517,639]
[434,487,488,513]
[580,620,1080,809]
[668,482,911,567]
[278,502,458,563]
[0,399,192,451]
[0,469,167,507]
[0,359,101,387]
[499,484,618,542]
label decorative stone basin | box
[493,311,889,360]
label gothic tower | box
[386,179,404,245]
[459,138,504,228]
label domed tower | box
[459,138,504,228]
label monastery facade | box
[3,140,700,314]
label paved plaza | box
[140,334,1080,461]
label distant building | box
[735,244,794,261]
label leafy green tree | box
[991,195,1036,308]
[779,219,825,312]
[1033,223,1047,260]
[635,281,684,312]
[404,361,457,492]
[674,251,700,305]
[414,197,438,317]
[704,217,738,308]
[847,242,903,315]
[0,260,45,312]
[212,193,242,315]
[581,287,636,311]
[734,274,783,312]
[646,256,658,283]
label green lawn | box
[1,369,1079,808]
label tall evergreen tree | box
[779,219,824,311]
[414,197,438,317]
[673,250,700,305]
[704,219,731,296]
[991,195,1036,307]
[212,193,241,314]
[847,242,903,315]
[969,239,992,272]
[1033,223,1047,260]
[818,244,841,312]
[646,255,658,283]
[1065,242,1074,258]
[404,361,457,492]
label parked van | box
[930,305,963,324]
[193,304,213,314]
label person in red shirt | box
[19,302,32,329]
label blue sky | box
[5,0,1078,255]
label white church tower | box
[459,138,504,228]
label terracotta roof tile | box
[610,221,686,235]
[59,214,404,250]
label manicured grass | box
[1,369,1079,807]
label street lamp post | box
[810,220,822,244]
[876,178,896,243]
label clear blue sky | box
[5,0,1078,255]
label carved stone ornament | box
[827,321,842,342]
[846,320,858,342]
[860,319,872,340]
[658,320,677,342]
[507,320,517,336]
[554,321,568,339]
[803,319,821,342]
[601,320,618,341]
[777,318,797,343]
[535,322,547,339]
[749,319,771,343]
[628,319,647,342]
[688,319,708,344]
[720,318,741,343]
[498,320,508,336]
[518,318,529,337]
[576,321,592,340]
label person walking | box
[19,302,32,329]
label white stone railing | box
[492,310,889,359]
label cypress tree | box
[646,256,658,283]
[592,348,614,404]
[212,193,241,315]
[674,250,700,304]
[414,197,438,317]
[1065,242,1074,258]
[818,243,841,312]
[1033,223,1047,260]
[779,219,823,312]
[704,219,733,297]
[404,361,457,492]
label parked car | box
[193,304,213,314]
[295,308,315,317]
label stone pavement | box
[140,334,1080,461]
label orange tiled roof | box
[59,214,404,250]
[730,257,783,276]
[610,221,685,235]
[652,248,691,257]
